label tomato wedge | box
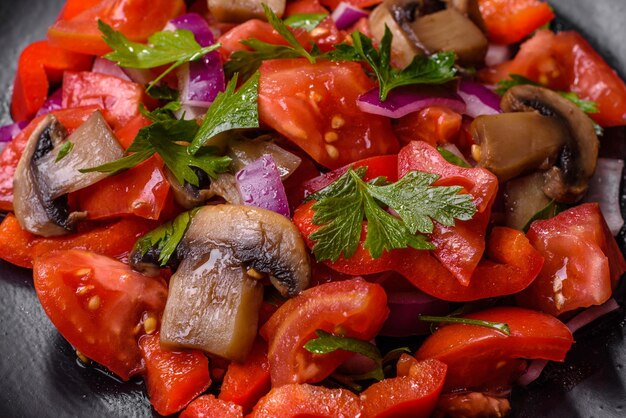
[393,107,463,147]
[258,59,399,169]
[260,279,389,386]
[48,0,186,55]
[477,0,555,45]
[33,250,168,380]
[250,384,363,418]
[180,395,243,418]
[516,203,626,316]
[139,332,211,416]
[415,307,573,392]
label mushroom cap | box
[501,85,599,203]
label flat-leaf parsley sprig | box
[306,166,476,262]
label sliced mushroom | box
[369,3,422,68]
[207,0,285,23]
[445,0,486,31]
[159,204,310,360]
[504,172,553,230]
[13,111,124,236]
[470,112,569,182]
[501,85,599,203]
[164,167,214,209]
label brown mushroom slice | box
[470,112,568,182]
[228,137,301,180]
[207,0,285,23]
[369,3,422,68]
[445,0,486,31]
[160,204,310,360]
[164,167,214,209]
[504,172,552,230]
[501,85,600,203]
[407,8,488,66]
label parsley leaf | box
[133,209,199,267]
[284,13,327,31]
[559,92,599,114]
[328,26,457,100]
[262,4,315,63]
[188,72,260,154]
[55,141,73,162]
[419,314,511,335]
[308,167,476,262]
[304,330,384,381]
[494,74,539,95]
[99,20,220,90]
[146,84,179,101]
[437,146,471,168]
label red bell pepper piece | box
[57,0,103,20]
[10,40,92,122]
[477,0,555,45]
[180,395,243,418]
[114,114,151,150]
[139,332,211,416]
[393,106,463,147]
[218,338,271,414]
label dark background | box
[0,1,625,417]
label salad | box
[1,0,626,416]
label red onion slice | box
[583,158,625,236]
[331,2,369,30]
[458,80,501,118]
[0,120,28,143]
[92,57,132,81]
[517,359,548,386]
[485,43,513,67]
[35,89,63,117]
[357,86,466,119]
[236,154,290,217]
[379,289,450,337]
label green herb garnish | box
[284,13,328,31]
[419,314,511,335]
[437,146,471,168]
[55,141,73,162]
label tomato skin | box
[477,0,555,45]
[258,59,399,170]
[139,332,211,416]
[415,307,573,392]
[516,203,626,316]
[480,30,626,127]
[10,40,92,122]
[33,250,168,380]
[260,279,389,386]
[219,339,271,414]
[62,71,144,130]
[57,0,103,20]
[48,0,186,55]
[114,114,151,149]
[78,157,170,220]
[250,383,363,418]
[180,395,243,418]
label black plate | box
[0,1,625,417]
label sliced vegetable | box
[0,121,28,143]
[380,289,450,337]
[91,57,131,81]
[357,86,466,119]
[209,0,286,23]
[458,80,501,118]
[583,158,625,236]
[477,0,555,45]
[35,89,64,117]
[180,395,243,418]
[393,107,463,147]
[331,2,369,29]
[229,138,301,180]
[236,154,290,217]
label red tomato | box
[477,0,555,44]
[260,279,389,386]
[258,59,399,169]
[398,141,498,286]
[516,203,626,316]
[78,157,170,220]
[10,40,92,121]
[284,0,329,16]
[480,30,626,127]
[180,395,243,418]
[393,107,463,147]
[33,250,168,380]
[0,107,101,212]
[415,307,573,392]
[62,71,144,130]
[48,0,186,55]
[139,332,211,416]
[219,339,271,414]
[114,114,151,149]
[250,384,363,418]
[360,358,447,418]
[57,0,103,20]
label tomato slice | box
[393,107,463,147]
[477,0,555,45]
[10,40,92,121]
[139,332,211,416]
[516,203,626,316]
[57,0,103,20]
[360,358,447,418]
[480,30,626,127]
[258,59,399,169]
[62,71,145,130]
[78,157,170,220]
[260,279,389,386]
[180,395,243,418]
[219,339,271,414]
[114,114,151,150]
[415,307,573,392]
[250,384,363,418]
[48,0,186,55]
[33,250,168,380]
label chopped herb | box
[146,84,179,101]
[304,330,384,380]
[263,4,316,63]
[558,91,599,114]
[99,20,220,91]
[188,72,260,154]
[307,166,476,262]
[327,26,457,100]
[55,141,73,162]
[284,13,328,31]
[419,314,511,335]
[139,101,181,122]
[437,146,471,168]
[133,209,199,267]
[495,74,539,96]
